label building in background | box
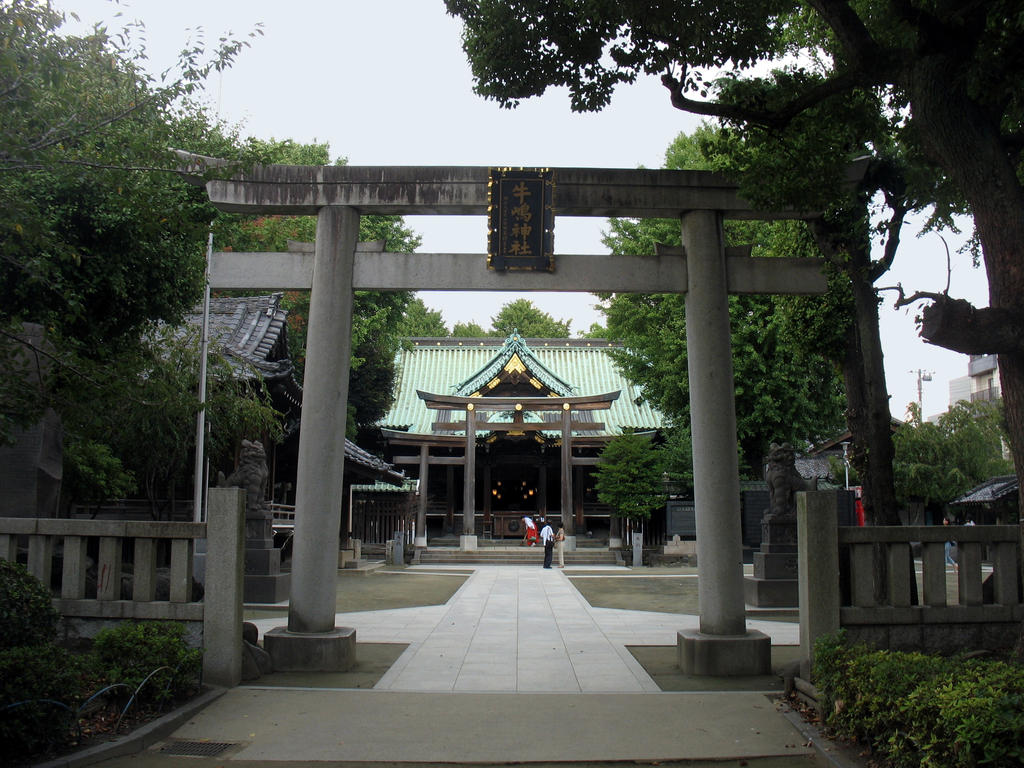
[948,354,1002,407]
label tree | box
[452,321,489,337]
[60,327,281,517]
[445,0,1024,517]
[594,431,667,521]
[894,401,1012,514]
[601,132,846,476]
[212,139,423,436]
[0,2,258,440]
[398,298,449,337]
[490,298,571,338]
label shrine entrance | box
[191,160,828,676]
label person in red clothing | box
[522,515,538,546]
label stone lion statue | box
[765,442,816,522]
[218,439,269,517]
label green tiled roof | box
[380,335,664,436]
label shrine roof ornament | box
[453,329,574,397]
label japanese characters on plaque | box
[487,168,555,271]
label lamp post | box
[912,369,933,414]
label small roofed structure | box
[184,294,404,505]
[949,475,1019,525]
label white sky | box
[58,0,991,421]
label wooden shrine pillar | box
[415,445,428,547]
[483,462,492,522]
[462,404,477,547]
[537,462,548,517]
[560,407,574,536]
[445,466,455,533]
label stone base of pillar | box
[609,536,623,549]
[414,536,427,549]
[743,576,798,607]
[264,626,356,672]
[243,572,291,604]
[677,629,771,676]
[460,534,478,551]
[562,535,577,552]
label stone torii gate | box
[191,161,827,676]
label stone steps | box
[414,548,622,566]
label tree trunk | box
[907,52,1024,620]
[908,53,1024,530]
[809,220,901,527]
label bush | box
[0,645,95,763]
[0,560,58,650]
[91,622,201,705]
[813,632,1024,768]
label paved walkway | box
[250,565,800,693]
[87,566,825,767]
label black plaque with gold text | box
[487,168,554,271]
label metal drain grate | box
[159,741,236,757]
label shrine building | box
[378,331,665,543]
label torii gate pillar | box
[264,206,358,671]
[678,210,770,675]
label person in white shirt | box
[539,519,555,568]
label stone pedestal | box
[264,626,356,672]
[631,532,644,567]
[460,534,478,551]
[243,508,290,603]
[743,518,798,607]
[677,629,771,676]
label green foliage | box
[599,130,846,475]
[0,2,263,447]
[212,139,422,436]
[398,298,449,337]
[594,431,667,520]
[62,436,137,507]
[894,400,1012,508]
[0,1,259,351]
[490,298,571,338]
[0,619,201,762]
[658,426,694,497]
[60,328,282,513]
[91,622,201,704]
[452,321,489,337]
[0,644,94,762]
[813,632,1024,768]
[0,560,58,650]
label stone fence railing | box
[0,488,247,687]
[798,491,1023,677]
[1,517,205,622]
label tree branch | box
[869,195,908,283]
[879,291,1024,355]
[662,65,884,130]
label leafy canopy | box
[600,130,846,474]
[594,430,667,521]
[893,401,1012,509]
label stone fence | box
[0,487,246,687]
[798,491,1024,678]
